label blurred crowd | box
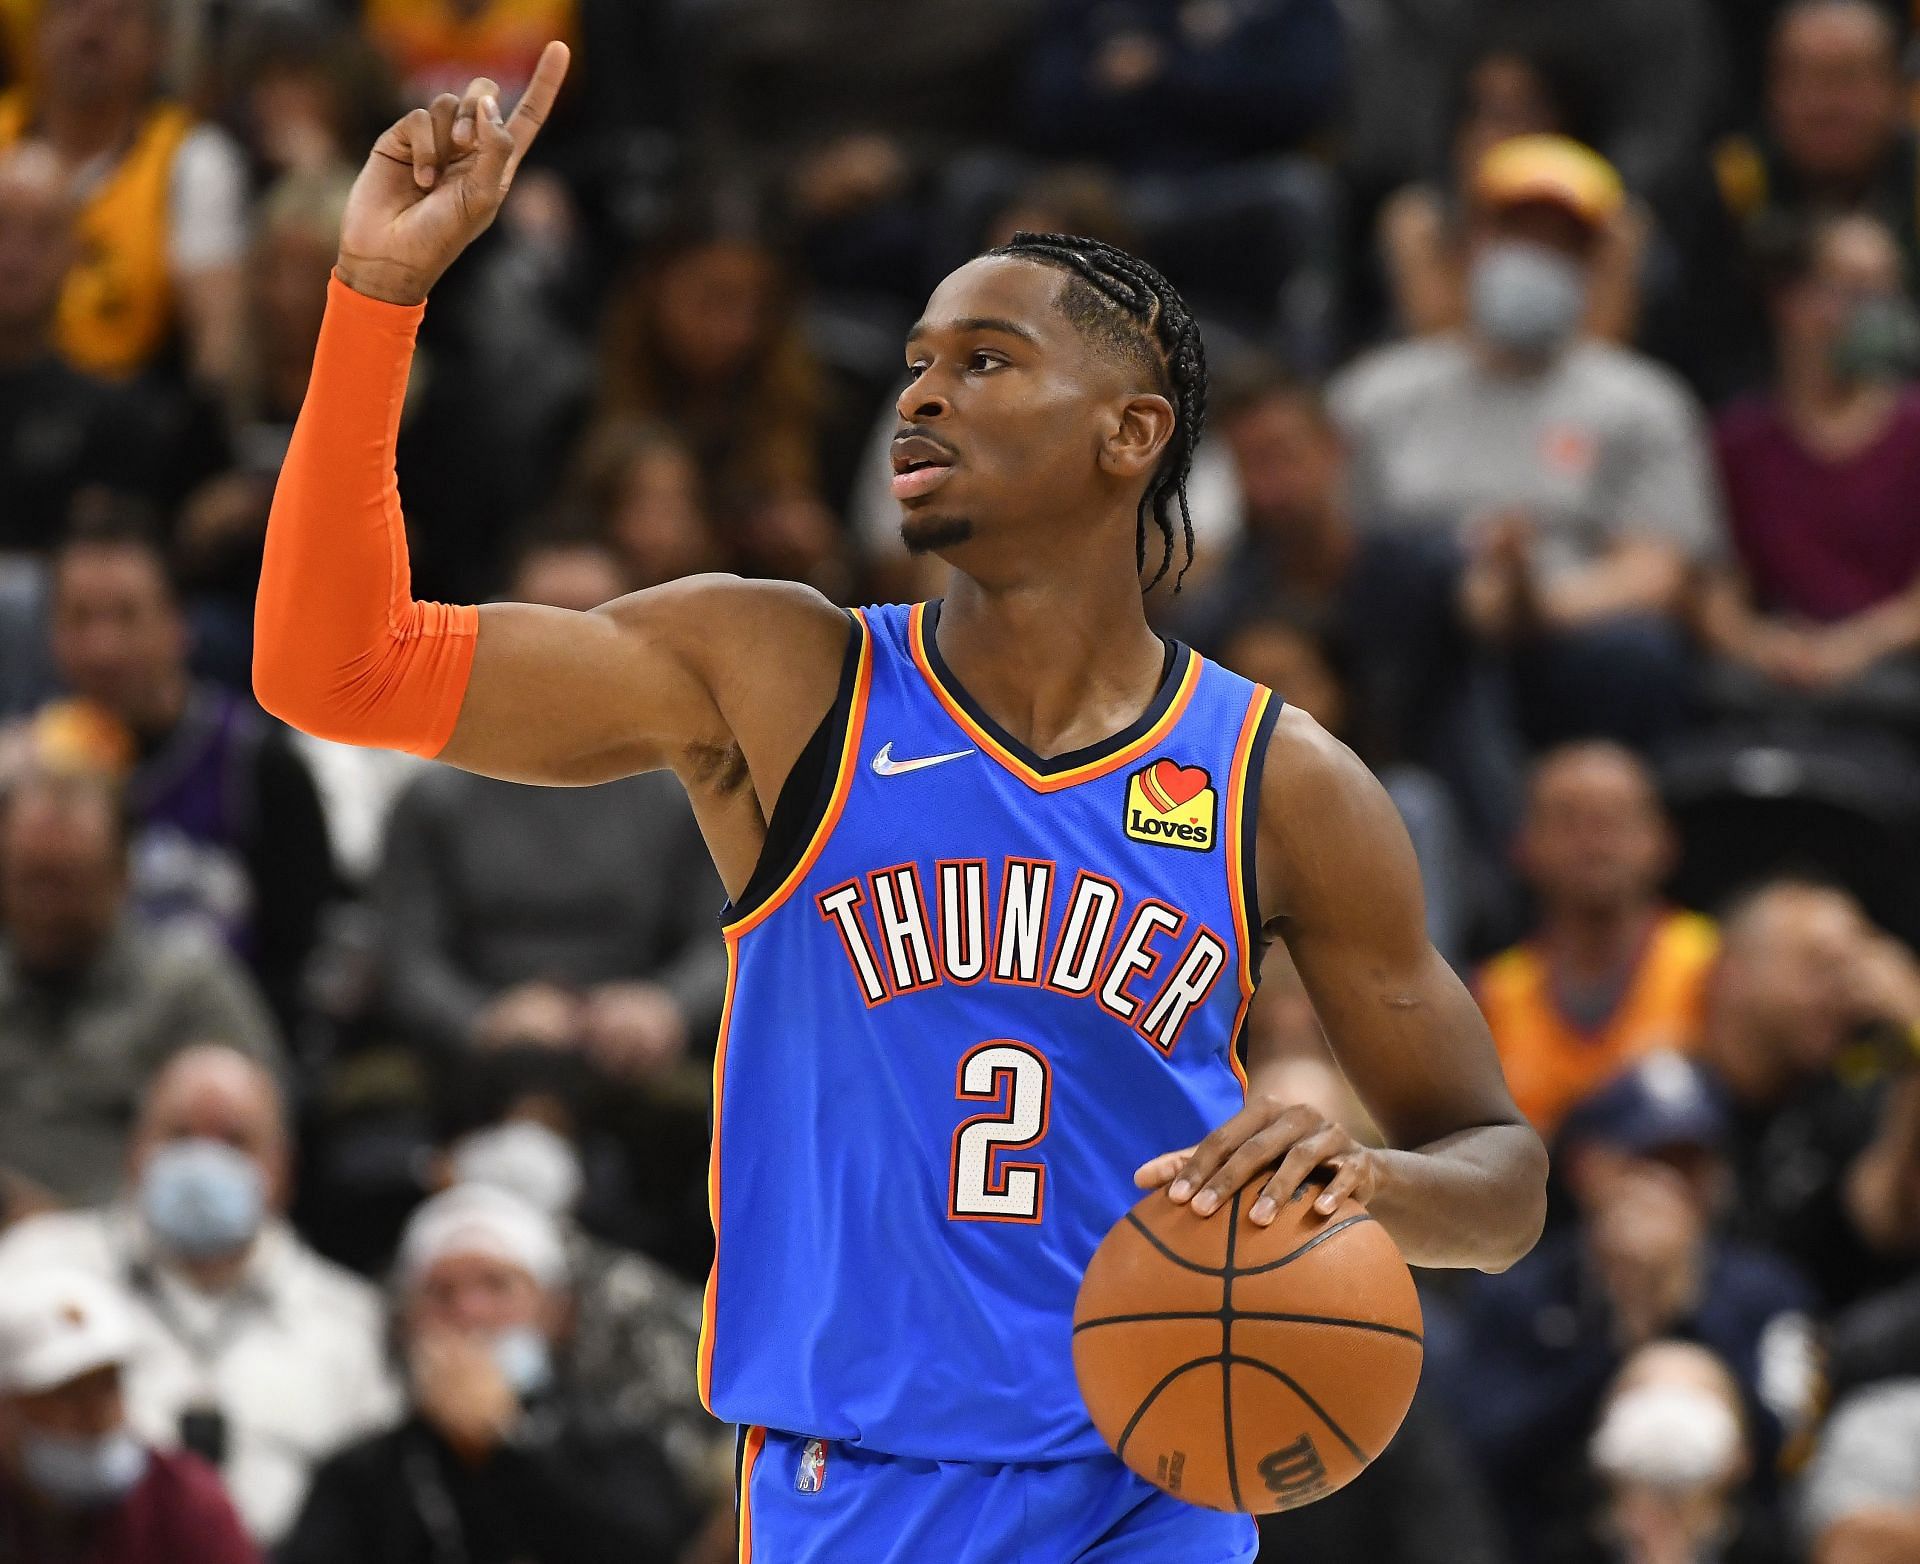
[0,1,1919,1562]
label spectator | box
[164,169,356,691]
[1826,1270,1920,1399]
[1715,1,1920,290]
[1020,0,1345,173]
[1695,878,1920,1307]
[219,11,396,187]
[561,420,725,592]
[1171,362,1541,843]
[692,0,1037,301]
[1432,1050,1819,1556]
[47,513,339,1031]
[436,1052,726,1498]
[371,535,727,1074]
[0,765,279,1205]
[0,1268,259,1564]
[1015,0,1344,350]
[1546,1341,1788,1564]
[1797,1379,1920,1564]
[1478,743,1718,1136]
[1333,135,1723,753]
[0,146,165,555]
[0,0,247,389]
[1377,43,1646,344]
[0,1045,399,1545]
[361,0,575,114]
[1218,613,1473,967]
[595,205,845,587]
[1702,213,1920,718]
[281,1184,701,1564]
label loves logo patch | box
[1125,759,1216,851]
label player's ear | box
[1099,393,1175,483]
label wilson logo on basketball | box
[1258,1435,1331,1506]
[1124,759,1216,852]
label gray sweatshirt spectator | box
[0,769,281,1204]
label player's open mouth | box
[891,434,957,501]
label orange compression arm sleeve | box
[252,275,478,759]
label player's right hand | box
[336,40,570,307]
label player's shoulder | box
[1247,708,1421,922]
[1254,705,1382,815]
[597,573,855,682]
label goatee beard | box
[900,514,975,555]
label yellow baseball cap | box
[1474,135,1625,230]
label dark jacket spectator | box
[1020,0,1346,173]
[1693,880,1920,1310]
[280,1186,701,1564]
[46,519,338,1033]
[0,150,172,555]
[1430,1053,1819,1556]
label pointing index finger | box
[503,40,571,179]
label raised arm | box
[1138,708,1546,1271]
[253,50,848,889]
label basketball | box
[1072,1184,1423,1513]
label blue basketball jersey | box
[701,600,1281,1463]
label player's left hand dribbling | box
[1134,1098,1381,1225]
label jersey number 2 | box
[949,1042,1051,1222]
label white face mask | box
[1468,239,1589,358]
[1591,1384,1743,1491]
[450,1121,583,1218]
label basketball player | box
[256,49,1548,1561]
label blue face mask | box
[18,1429,148,1508]
[1469,239,1589,358]
[139,1140,267,1261]
[490,1327,553,1397]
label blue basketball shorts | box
[736,1428,1259,1564]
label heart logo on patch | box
[1143,760,1209,813]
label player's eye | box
[969,351,1005,372]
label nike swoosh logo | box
[871,741,976,777]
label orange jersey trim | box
[702,616,872,1406]
[906,600,1201,794]
[1222,686,1273,1096]
[696,938,742,1411]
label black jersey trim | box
[918,598,1189,777]
[719,610,865,930]
[1238,690,1283,959]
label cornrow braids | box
[985,232,1208,591]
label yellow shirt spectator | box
[365,0,577,106]
[1478,908,1718,1136]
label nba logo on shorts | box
[796,1438,828,1493]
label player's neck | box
[935,571,1167,762]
